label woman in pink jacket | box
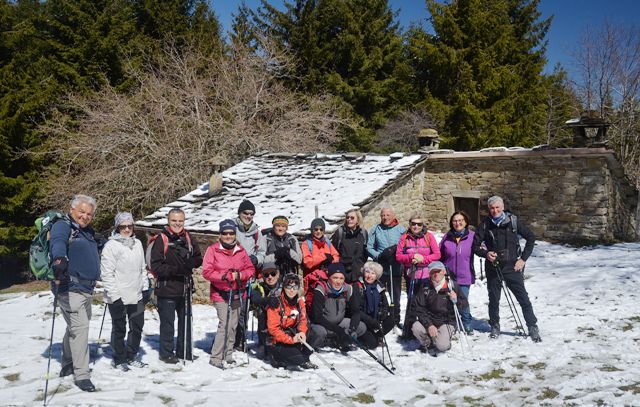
[396,213,440,336]
[202,219,255,369]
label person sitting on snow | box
[307,263,377,351]
[266,273,317,370]
[356,261,395,346]
[250,261,282,354]
[410,261,468,356]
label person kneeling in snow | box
[356,261,395,346]
[266,274,317,370]
[307,263,377,351]
[410,261,468,356]
[250,261,282,355]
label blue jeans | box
[458,285,473,328]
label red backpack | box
[145,231,193,277]
[303,269,328,315]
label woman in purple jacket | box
[439,211,475,334]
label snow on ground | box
[1,241,640,406]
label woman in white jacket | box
[101,212,149,370]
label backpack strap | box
[306,237,330,254]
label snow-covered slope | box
[1,241,639,406]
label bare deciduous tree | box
[375,109,438,152]
[34,39,346,217]
[573,21,640,187]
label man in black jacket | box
[472,196,541,342]
[149,209,203,363]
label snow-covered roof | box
[136,152,423,234]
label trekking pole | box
[388,267,397,333]
[494,261,526,336]
[402,266,416,339]
[189,277,194,362]
[350,337,395,375]
[97,302,107,342]
[219,276,234,369]
[381,335,395,371]
[43,283,59,406]
[445,274,472,358]
[244,278,252,364]
[301,340,356,389]
[182,278,189,365]
[235,273,249,364]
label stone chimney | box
[417,128,441,152]
[565,111,609,148]
[208,164,224,197]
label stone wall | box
[361,148,638,244]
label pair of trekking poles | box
[220,272,251,368]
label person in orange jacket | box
[266,274,317,370]
[301,218,340,314]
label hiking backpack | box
[145,231,193,278]
[29,210,71,280]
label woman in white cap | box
[100,212,150,370]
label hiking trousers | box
[487,270,537,328]
[210,300,240,364]
[58,290,92,380]
[157,296,192,359]
[108,299,145,364]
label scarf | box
[110,233,136,249]
[220,240,237,250]
[491,213,507,226]
[236,217,253,232]
[432,278,448,293]
[452,229,466,237]
[364,283,380,317]
[328,284,345,297]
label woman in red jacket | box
[202,219,254,369]
[266,274,317,370]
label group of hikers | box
[46,193,541,393]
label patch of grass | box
[621,323,633,332]
[4,373,19,381]
[529,362,546,370]
[418,376,431,382]
[351,393,375,404]
[153,379,163,384]
[159,395,174,405]
[0,281,50,294]
[413,395,425,400]
[577,326,594,333]
[520,387,530,392]
[536,388,559,400]
[629,316,640,322]
[535,373,545,380]
[596,399,605,406]
[599,365,622,372]
[618,382,640,394]
[514,362,526,369]
[476,368,505,381]
[251,372,258,379]
[383,400,394,406]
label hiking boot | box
[59,363,74,378]
[111,361,130,372]
[127,359,148,368]
[209,359,223,369]
[75,379,96,392]
[300,361,318,370]
[528,325,542,343]
[489,324,500,339]
[160,355,179,365]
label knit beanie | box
[327,262,346,278]
[310,218,326,231]
[238,200,256,214]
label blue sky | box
[210,1,639,80]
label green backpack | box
[29,210,70,280]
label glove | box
[348,328,358,341]
[322,253,334,267]
[249,255,258,267]
[274,247,290,262]
[52,257,68,280]
[379,245,396,263]
[337,330,352,348]
[267,295,280,308]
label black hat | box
[283,273,301,288]
[310,218,325,231]
[238,200,255,214]
[327,262,346,278]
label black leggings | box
[268,343,311,367]
[108,299,145,364]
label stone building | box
[137,147,638,301]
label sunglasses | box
[313,227,324,232]
[284,284,300,290]
[118,224,134,231]
[346,216,356,220]
[242,211,255,216]
[220,231,236,236]
[263,270,278,278]
[410,222,424,227]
